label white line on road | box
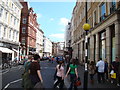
[0,70,9,75]
[2,78,22,90]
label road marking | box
[0,70,9,75]
[2,78,22,90]
[41,67,55,69]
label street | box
[1,60,120,90]
[1,60,58,89]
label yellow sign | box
[83,23,91,31]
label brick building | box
[20,1,38,56]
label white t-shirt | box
[96,60,105,73]
[56,65,64,78]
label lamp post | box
[83,1,91,90]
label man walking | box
[96,58,105,83]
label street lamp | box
[83,1,91,90]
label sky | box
[27,1,76,42]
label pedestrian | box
[96,58,105,83]
[104,59,108,81]
[111,57,120,86]
[22,55,33,89]
[53,60,64,89]
[51,57,54,63]
[65,59,78,90]
[29,54,43,88]
[88,60,96,84]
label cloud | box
[49,33,64,39]
[37,13,42,19]
[60,29,65,32]
[50,18,54,21]
[59,18,69,26]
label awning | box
[12,48,18,53]
[0,47,13,53]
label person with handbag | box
[65,59,78,90]
[111,57,120,87]
[53,60,64,89]
[29,54,43,89]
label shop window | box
[100,31,106,60]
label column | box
[106,27,112,64]
[96,33,100,62]
[90,35,94,61]
[115,21,120,59]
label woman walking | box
[88,61,96,84]
[54,61,64,89]
[29,54,43,88]
[65,59,78,90]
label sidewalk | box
[64,64,119,89]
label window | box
[22,18,27,24]
[16,32,18,41]
[87,2,91,11]
[94,10,97,25]
[3,27,6,37]
[9,30,11,39]
[12,3,13,8]
[110,0,116,13]
[5,12,8,20]
[22,27,26,33]
[14,18,16,25]
[0,8,3,17]
[100,3,106,21]
[21,37,25,44]
[11,15,13,22]
[13,31,15,40]
[0,25,1,38]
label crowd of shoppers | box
[22,54,43,90]
[22,54,120,90]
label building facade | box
[0,0,22,61]
[69,1,120,65]
[52,42,58,56]
[20,1,38,56]
[36,28,44,57]
[43,36,52,57]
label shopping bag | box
[74,77,81,86]
[110,70,114,75]
[34,81,44,90]
[111,73,116,79]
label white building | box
[0,0,23,61]
[36,28,44,58]
[43,36,52,57]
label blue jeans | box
[69,74,77,90]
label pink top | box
[56,65,64,78]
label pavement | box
[64,64,120,89]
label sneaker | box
[111,81,113,84]
[56,86,59,88]
[117,84,120,87]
